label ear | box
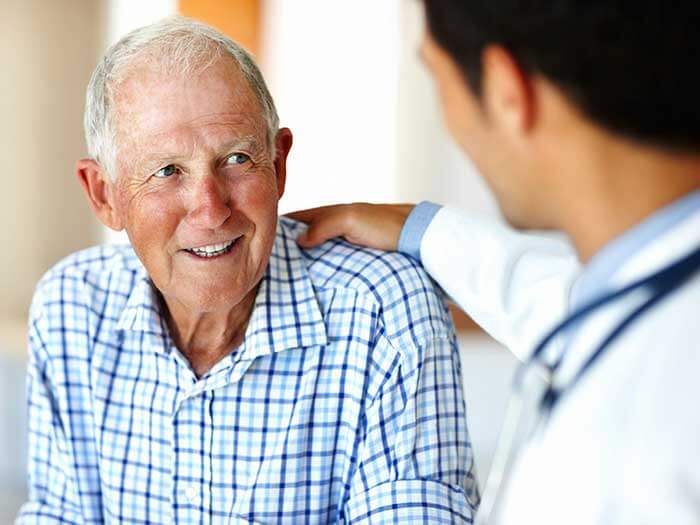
[481,45,535,136]
[76,158,124,231]
[272,127,293,199]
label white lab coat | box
[420,205,700,524]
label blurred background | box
[0,0,516,519]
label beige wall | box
[0,1,103,326]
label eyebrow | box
[219,135,265,155]
[135,134,266,172]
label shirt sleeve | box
[397,201,442,262]
[419,205,581,360]
[16,299,85,525]
[343,334,479,524]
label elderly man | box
[17,17,477,524]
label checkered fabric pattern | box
[18,218,479,524]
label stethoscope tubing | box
[533,242,700,411]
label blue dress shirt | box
[569,189,700,309]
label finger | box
[285,205,342,224]
[296,215,348,248]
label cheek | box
[236,177,280,254]
[437,86,475,149]
[236,175,280,219]
[121,187,182,254]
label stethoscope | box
[476,241,700,524]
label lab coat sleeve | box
[16,300,85,524]
[420,206,581,360]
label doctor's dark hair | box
[423,1,700,151]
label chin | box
[499,202,542,231]
[498,200,524,228]
[166,283,251,315]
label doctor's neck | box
[551,130,700,263]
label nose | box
[184,172,232,230]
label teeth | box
[188,239,235,258]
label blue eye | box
[225,153,250,165]
[154,164,177,178]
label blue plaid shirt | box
[18,218,478,524]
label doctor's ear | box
[481,45,536,135]
[273,127,293,199]
[76,158,124,231]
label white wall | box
[395,1,500,214]
[262,0,499,217]
[261,0,402,213]
[105,0,178,45]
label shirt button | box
[185,485,198,503]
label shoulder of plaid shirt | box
[18,216,479,524]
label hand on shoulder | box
[287,203,415,251]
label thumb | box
[296,229,313,247]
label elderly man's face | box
[95,58,291,314]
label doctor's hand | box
[286,203,415,251]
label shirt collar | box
[116,270,169,340]
[115,219,328,359]
[571,189,700,309]
[241,220,328,360]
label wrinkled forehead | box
[109,56,267,154]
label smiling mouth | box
[184,238,238,259]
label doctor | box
[290,0,700,523]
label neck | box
[550,135,700,263]
[161,286,259,378]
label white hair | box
[84,16,279,179]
